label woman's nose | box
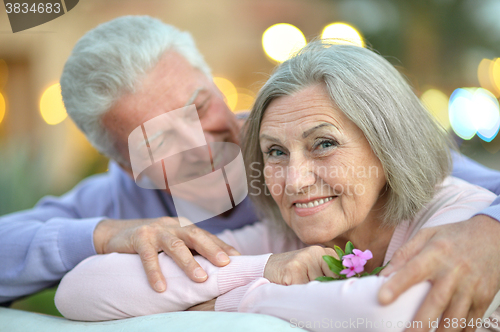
[285,157,316,194]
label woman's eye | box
[314,139,337,151]
[269,149,284,157]
[320,141,333,149]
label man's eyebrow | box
[302,123,337,138]
[196,94,210,110]
[184,87,207,107]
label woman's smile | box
[292,195,337,217]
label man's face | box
[102,51,241,179]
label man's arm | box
[451,150,500,223]
[0,175,108,303]
[0,163,239,303]
[379,151,500,332]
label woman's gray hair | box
[60,16,211,165]
[243,40,452,231]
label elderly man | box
[1,15,499,330]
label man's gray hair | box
[243,40,453,231]
[60,16,211,165]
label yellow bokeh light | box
[213,77,238,111]
[477,58,500,97]
[234,88,256,113]
[0,59,7,90]
[493,58,500,94]
[420,88,450,130]
[0,93,5,125]
[262,23,307,63]
[40,83,67,125]
[321,23,364,47]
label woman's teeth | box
[295,196,335,209]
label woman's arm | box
[216,276,430,332]
[217,276,500,332]
[55,252,271,321]
[55,220,281,321]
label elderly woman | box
[55,41,500,329]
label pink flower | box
[343,249,373,266]
[340,256,365,278]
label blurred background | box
[1,0,499,316]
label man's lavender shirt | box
[0,151,499,303]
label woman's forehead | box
[260,89,347,136]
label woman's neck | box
[322,190,395,271]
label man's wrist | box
[93,219,113,254]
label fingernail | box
[154,280,166,292]
[194,267,207,279]
[216,252,230,263]
[379,288,393,303]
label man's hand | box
[264,246,338,285]
[93,217,240,293]
[378,215,500,332]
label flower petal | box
[342,257,353,268]
[354,265,364,273]
[340,268,351,276]
[360,250,373,260]
[351,256,362,266]
[352,249,362,256]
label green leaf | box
[360,272,370,277]
[334,245,344,260]
[322,255,344,275]
[369,266,385,275]
[315,276,335,282]
[369,261,390,276]
[345,241,355,255]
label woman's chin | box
[289,218,340,245]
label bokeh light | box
[0,59,7,90]
[420,89,450,130]
[449,87,500,142]
[477,58,500,97]
[234,88,256,113]
[213,77,238,111]
[40,83,67,125]
[321,22,364,47]
[493,58,500,93]
[0,93,5,125]
[262,23,307,63]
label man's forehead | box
[145,51,208,95]
[103,51,212,139]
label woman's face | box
[259,84,387,245]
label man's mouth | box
[293,196,337,209]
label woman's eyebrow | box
[259,134,283,144]
[302,123,337,138]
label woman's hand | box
[378,215,500,332]
[93,217,240,293]
[264,246,338,285]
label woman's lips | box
[293,196,337,217]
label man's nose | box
[285,156,316,194]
